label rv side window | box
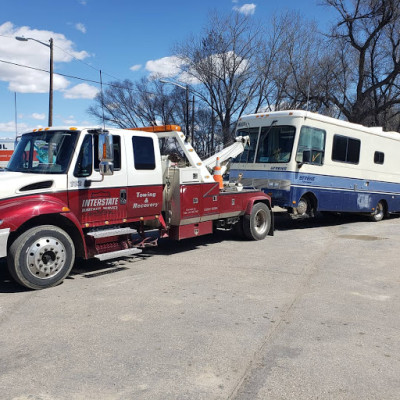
[132,136,155,170]
[374,151,384,165]
[295,126,326,165]
[332,135,361,164]
[256,125,295,163]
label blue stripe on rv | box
[230,168,400,213]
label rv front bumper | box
[0,228,10,258]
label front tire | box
[7,225,75,290]
[243,202,271,240]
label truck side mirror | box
[98,132,114,176]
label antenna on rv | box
[100,70,106,130]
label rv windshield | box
[256,125,295,163]
[233,128,260,163]
[7,130,79,174]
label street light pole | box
[15,36,54,127]
[185,86,189,142]
[191,94,195,146]
[48,38,54,127]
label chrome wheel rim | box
[26,236,66,279]
[374,202,384,220]
[254,209,268,235]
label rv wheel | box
[370,201,385,222]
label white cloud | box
[0,121,17,133]
[79,120,94,126]
[0,22,90,94]
[175,71,201,85]
[144,52,249,86]
[145,56,185,78]
[193,51,249,82]
[63,83,99,99]
[0,120,28,134]
[233,3,256,15]
[75,23,86,34]
[32,113,46,120]
[144,55,201,85]
[63,115,77,124]
[130,64,142,72]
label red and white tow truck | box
[0,125,273,289]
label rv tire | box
[370,201,385,222]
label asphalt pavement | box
[0,211,399,400]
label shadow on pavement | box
[273,211,400,231]
[0,260,26,293]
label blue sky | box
[0,0,333,138]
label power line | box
[1,33,124,83]
[0,58,135,91]
[53,43,122,82]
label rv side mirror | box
[297,150,311,169]
[302,150,311,163]
[98,132,114,176]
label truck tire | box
[243,202,271,240]
[7,225,75,290]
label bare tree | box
[321,0,400,129]
[88,78,180,128]
[175,12,265,146]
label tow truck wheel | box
[243,202,271,240]
[8,225,75,290]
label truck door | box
[126,134,164,221]
[67,133,128,227]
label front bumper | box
[0,228,10,258]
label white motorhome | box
[230,110,400,221]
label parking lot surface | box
[0,211,399,400]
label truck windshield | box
[7,130,79,174]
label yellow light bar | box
[127,125,182,133]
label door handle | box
[120,189,127,205]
